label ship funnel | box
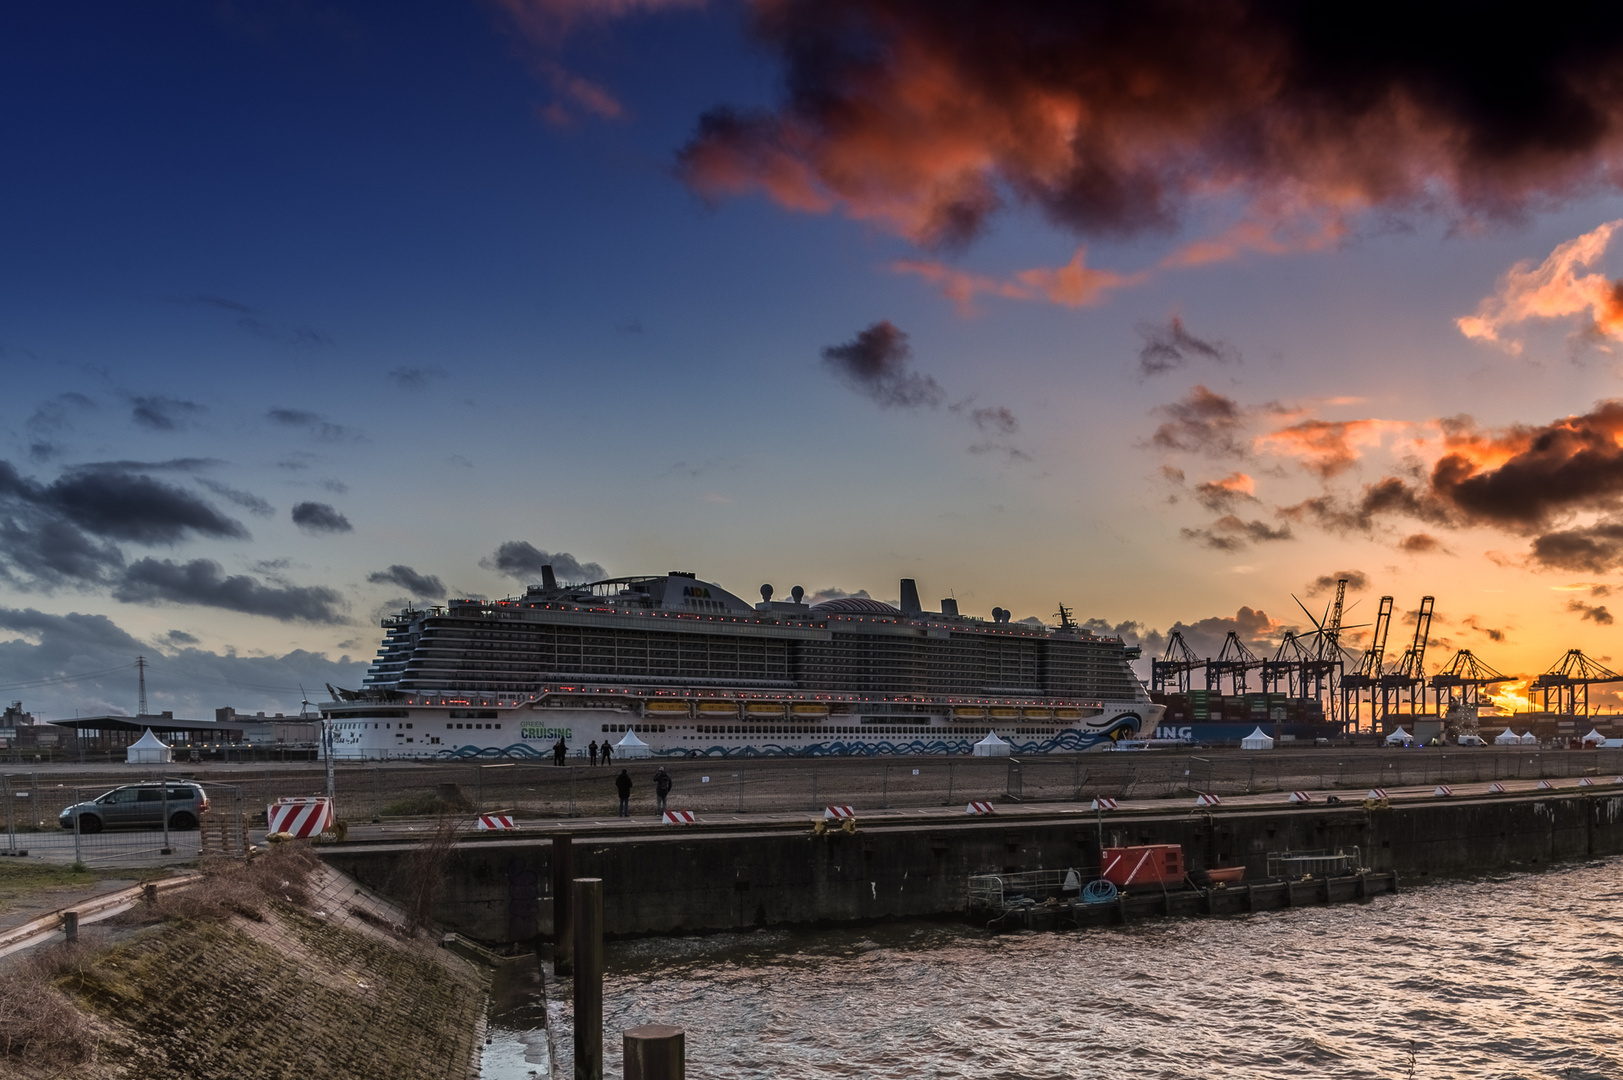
[941,598,959,617]
[899,578,922,614]
[791,585,804,604]
[541,564,557,590]
[760,583,774,602]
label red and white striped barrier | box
[1537,780,1554,790]
[1488,782,1507,793]
[1196,792,1222,807]
[1433,785,1453,797]
[1090,797,1119,811]
[662,810,697,825]
[965,801,996,815]
[1366,789,1388,800]
[1288,791,1312,803]
[823,805,857,820]
[1614,777,1623,785]
[266,797,334,838]
[1578,777,1595,787]
[476,814,516,831]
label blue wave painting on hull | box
[432,714,1142,760]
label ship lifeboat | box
[1053,707,1083,721]
[697,700,738,717]
[989,707,1020,719]
[1023,707,1052,720]
[746,702,787,718]
[643,700,691,717]
[952,706,987,720]
[791,703,830,717]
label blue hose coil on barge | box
[1081,879,1118,905]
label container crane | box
[1533,650,1623,717]
[1207,631,1266,695]
[1429,650,1514,734]
[1339,595,1393,732]
[1150,631,1206,694]
[1380,596,1435,717]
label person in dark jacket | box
[588,740,598,766]
[615,769,632,817]
[654,767,672,812]
[601,739,614,765]
[553,739,566,767]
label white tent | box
[1520,731,1539,745]
[972,731,1011,757]
[1240,726,1275,750]
[1582,728,1606,746]
[126,728,172,764]
[1494,727,1520,746]
[1385,727,1413,746]
[614,729,653,759]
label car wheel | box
[168,812,197,831]
[78,814,103,834]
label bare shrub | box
[153,842,322,924]
[394,815,459,936]
[0,941,100,1066]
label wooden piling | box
[624,1024,685,1080]
[573,877,603,1080]
[553,834,574,975]
[62,910,78,943]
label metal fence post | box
[161,779,172,856]
[3,775,11,854]
[72,786,82,866]
[882,763,889,809]
[946,761,954,806]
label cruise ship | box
[321,568,1162,760]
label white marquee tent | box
[1582,728,1606,747]
[126,728,172,764]
[1494,727,1521,746]
[1385,727,1413,746]
[1520,731,1539,745]
[1240,726,1275,750]
[614,729,653,759]
[973,731,1011,757]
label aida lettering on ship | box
[320,567,1162,760]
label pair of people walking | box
[612,766,673,817]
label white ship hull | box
[323,694,1163,761]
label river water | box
[521,857,1623,1080]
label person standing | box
[601,739,614,765]
[654,767,672,813]
[588,740,598,766]
[553,738,566,767]
[615,768,632,817]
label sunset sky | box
[8,1,1623,718]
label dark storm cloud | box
[1179,515,1292,551]
[0,461,247,546]
[0,606,368,717]
[367,565,446,598]
[267,408,356,442]
[1151,386,1248,458]
[821,321,944,409]
[681,2,1623,250]
[291,502,352,534]
[1567,598,1615,625]
[481,542,606,583]
[1306,569,1369,596]
[387,366,447,390]
[114,558,347,624]
[809,587,873,603]
[1137,317,1238,377]
[130,395,204,431]
[1529,520,1623,573]
[1282,477,1452,534]
[1164,606,1280,657]
[1398,532,1446,554]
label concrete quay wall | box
[319,792,1623,943]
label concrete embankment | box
[320,789,1623,943]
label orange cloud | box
[1457,220,1623,351]
[1255,418,1397,477]
[893,248,1145,314]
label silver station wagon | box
[58,781,210,833]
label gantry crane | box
[1339,594,1393,732]
[1150,631,1206,694]
[1207,631,1266,694]
[1380,596,1435,717]
[1533,650,1623,716]
[1429,650,1514,734]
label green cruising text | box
[322,568,1162,759]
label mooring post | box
[553,834,574,976]
[62,910,78,943]
[624,1024,685,1080]
[573,877,604,1080]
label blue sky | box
[8,2,1623,717]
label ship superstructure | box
[323,568,1161,759]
